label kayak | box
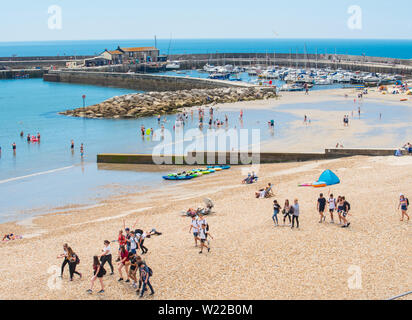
[207,165,231,170]
[163,175,194,181]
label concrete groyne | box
[97,148,402,165]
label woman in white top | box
[328,194,336,223]
[99,240,114,275]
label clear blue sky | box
[1,0,411,42]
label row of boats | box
[199,64,404,89]
[162,165,231,181]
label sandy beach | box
[0,88,411,300]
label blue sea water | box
[0,39,412,59]
[0,78,297,221]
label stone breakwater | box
[60,87,277,119]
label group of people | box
[272,199,301,228]
[317,193,351,228]
[58,223,161,298]
[189,214,213,254]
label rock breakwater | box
[60,87,277,119]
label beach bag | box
[407,198,410,206]
[101,266,107,276]
[75,255,80,265]
[147,266,153,277]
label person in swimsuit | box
[398,194,410,222]
[87,256,105,294]
[80,143,84,158]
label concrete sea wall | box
[96,149,402,165]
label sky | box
[0,0,411,42]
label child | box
[199,224,213,254]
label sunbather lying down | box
[2,233,22,241]
[255,183,274,199]
[185,198,214,217]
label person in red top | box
[117,245,131,282]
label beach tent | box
[317,170,340,186]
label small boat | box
[163,175,194,181]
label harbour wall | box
[0,69,45,79]
[43,70,255,91]
[96,149,402,165]
[170,53,412,76]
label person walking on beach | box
[398,194,410,222]
[189,215,200,247]
[87,256,106,294]
[57,243,69,278]
[328,194,336,223]
[67,247,82,281]
[341,196,351,228]
[291,199,300,229]
[317,193,326,223]
[272,200,281,226]
[336,196,344,225]
[198,223,213,254]
[99,240,114,275]
[138,262,154,298]
[117,245,131,282]
[138,230,148,254]
[282,199,292,226]
[128,253,139,289]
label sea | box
[0,39,412,59]
[1,38,412,222]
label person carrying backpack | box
[67,247,82,281]
[138,262,154,298]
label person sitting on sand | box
[255,183,273,198]
[242,173,252,184]
[398,194,410,222]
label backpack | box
[75,254,80,265]
[101,266,107,275]
[407,198,410,206]
[147,266,153,277]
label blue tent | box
[318,170,340,186]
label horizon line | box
[1,37,412,44]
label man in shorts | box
[341,196,351,228]
[317,193,326,223]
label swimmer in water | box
[12,142,16,155]
[20,131,24,137]
[80,143,84,158]
[27,134,31,142]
